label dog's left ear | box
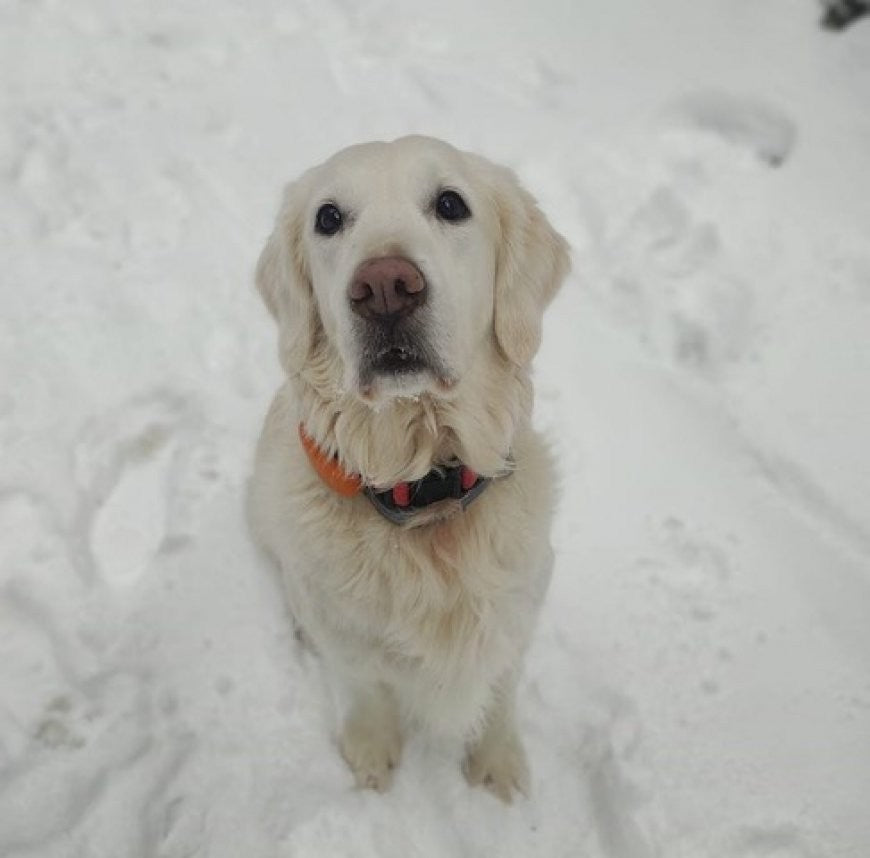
[255,178,318,375]
[489,167,571,366]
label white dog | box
[248,136,569,802]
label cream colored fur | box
[248,136,569,802]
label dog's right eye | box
[435,189,471,223]
[315,203,343,236]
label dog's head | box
[256,136,569,402]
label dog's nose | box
[349,257,427,320]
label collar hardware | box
[364,465,491,525]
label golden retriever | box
[248,136,570,802]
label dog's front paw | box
[339,710,402,792]
[463,726,530,804]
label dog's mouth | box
[370,344,429,375]
[354,314,458,402]
[356,319,451,396]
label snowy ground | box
[2,1,869,856]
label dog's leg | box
[462,677,530,803]
[339,682,402,792]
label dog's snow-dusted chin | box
[352,364,458,405]
[349,324,458,403]
[348,311,458,404]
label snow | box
[1,0,869,855]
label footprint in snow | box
[603,183,753,375]
[72,389,221,586]
[660,90,797,168]
[582,695,661,858]
[0,390,220,854]
[726,822,817,857]
[0,490,190,856]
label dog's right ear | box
[255,180,317,374]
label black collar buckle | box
[364,464,492,525]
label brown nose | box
[349,256,427,320]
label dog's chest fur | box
[250,386,555,733]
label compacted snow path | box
[2,1,869,856]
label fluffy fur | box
[248,136,569,802]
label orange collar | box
[298,424,363,498]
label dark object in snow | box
[820,0,870,30]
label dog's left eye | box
[435,190,471,223]
[315,203,343,236]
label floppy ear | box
[255,180,317,374]
[490,168,571,366]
